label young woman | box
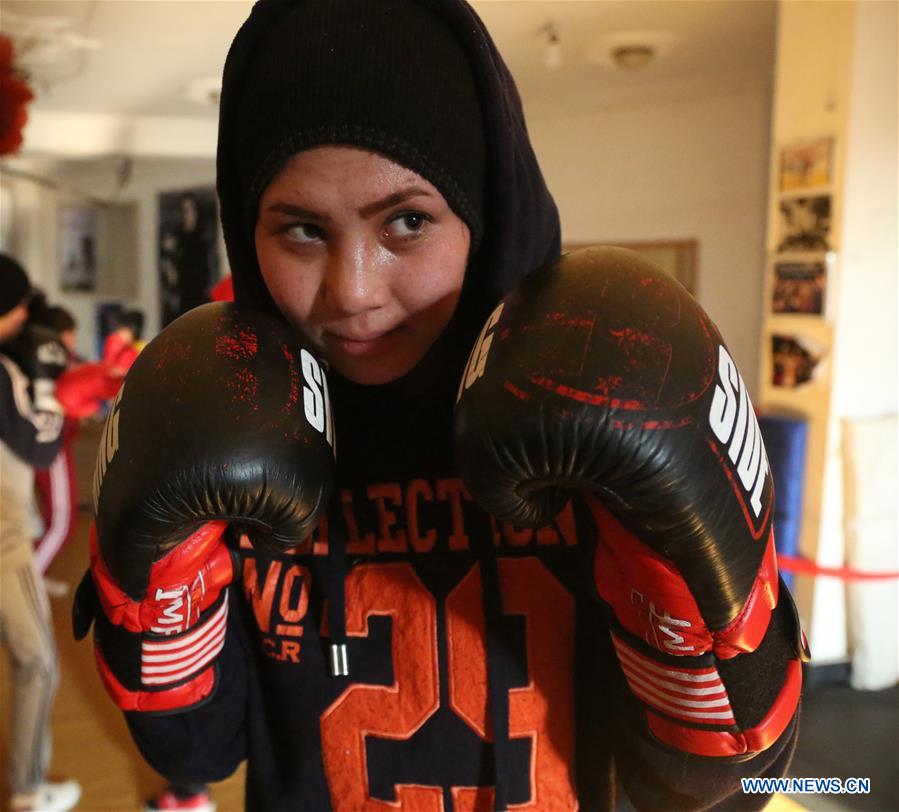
[80,2,804,809]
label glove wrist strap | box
[95,591,228,713]
[611,615,803,758]
[644,659,802,757]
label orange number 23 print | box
[320,559,577,811]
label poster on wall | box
[771,257,827,316]
[776,195,831,253]
[60,206,98,291]
[771,333,826,389]
[158,187,220,327]
[779,137,833,191]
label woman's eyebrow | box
[262,186,433,220]
[358,187,433,218]
[263,202,327,221]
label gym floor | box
[1,421,895,811]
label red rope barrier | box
[778,554,899,581]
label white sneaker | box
[10,780,82,811]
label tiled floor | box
[787,679,898,811]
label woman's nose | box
[322,242,390,315]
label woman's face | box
[255,146,470,385]
[60,328,77,353]
[0,302,28,343]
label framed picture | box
[771,257,828,316]
[771,333,825,389]
[158,187,220,327]
[60,206,98,291]
[776,195,831,253]
[779,137,834,191]
[565,239,697,294]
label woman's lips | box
[325,327,399,357]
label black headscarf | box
[0,254,31,318]
[216,0,561,332]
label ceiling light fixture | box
[611,45,656,71]
[584,30,677,71]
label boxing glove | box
[455,246,807,758]
[1,324,66,444]
[77,302,335,712]
[2,323,69,382]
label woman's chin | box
[333,359,413,386]
[329,347,429,386]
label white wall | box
[528,87,772,390]
[832,0,898,688]
[834,0,898,421]
[5,157,220,360]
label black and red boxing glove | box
[454,246,808,758]
[2,322,69,423]
[2,323,69,383]
[75,302,335,713]
[86,520,234,712]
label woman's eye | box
[386,212,431,239]
[285,223,325,244]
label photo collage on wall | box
[769,137,834,389]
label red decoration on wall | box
[0,35,35,156]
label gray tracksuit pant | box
[1,480,59,795]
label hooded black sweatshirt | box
[125,1,797,809]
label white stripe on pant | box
[34,449,72,574]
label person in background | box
[42,306,78,360]
[54,308,144,424]
[0,254,81,812]
[102,309,144,378]
[26,294,79,361]
[28,304,145,594]
[29,304,81,587]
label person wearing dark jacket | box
[78,2,806,810]
[1,255,81,812]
